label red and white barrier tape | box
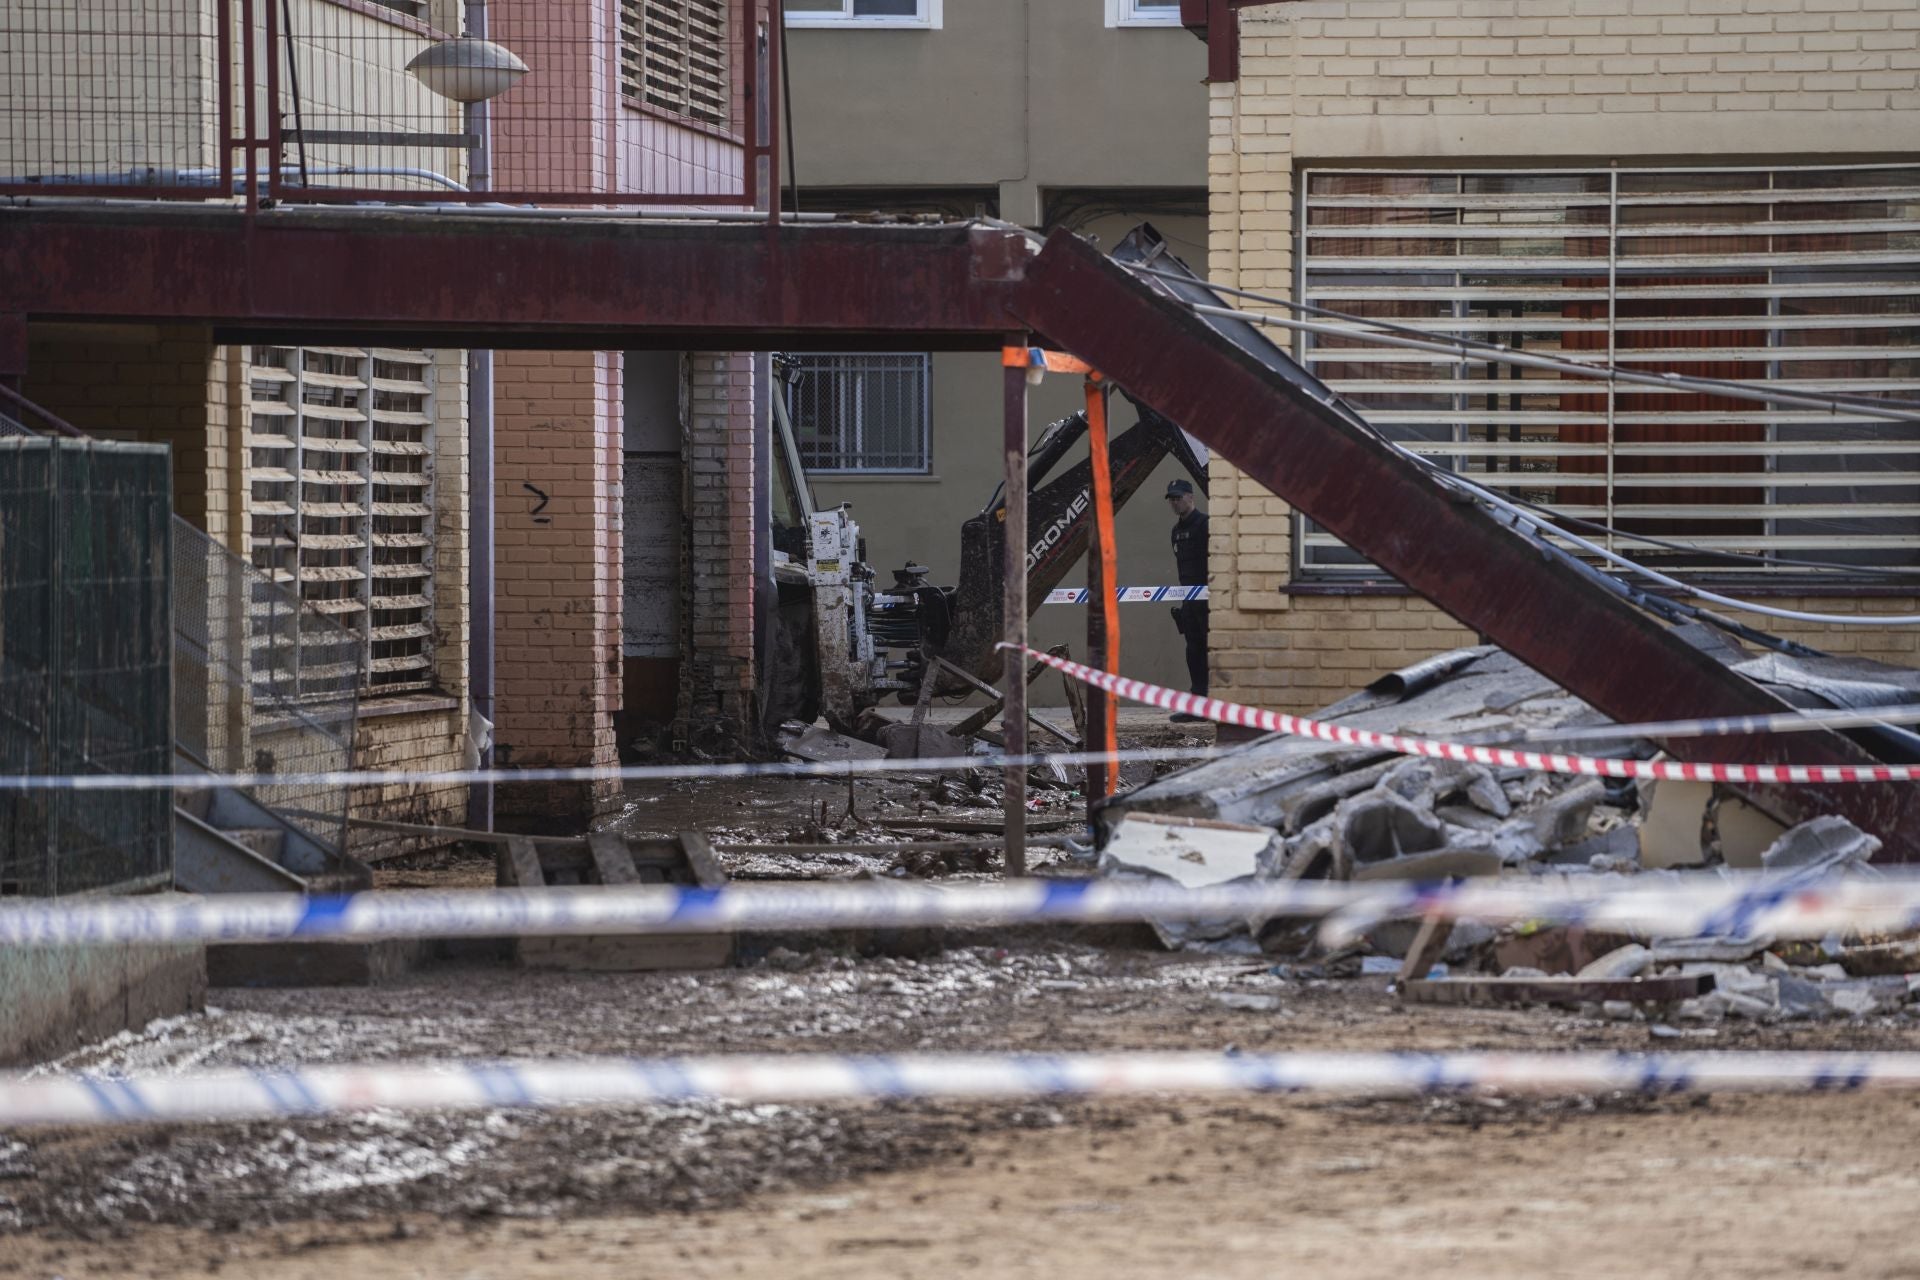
[1011,644,1920,785]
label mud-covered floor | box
[9,756,1920,1279]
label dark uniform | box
[1171,504,1209,697]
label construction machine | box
[763,356,1209,739]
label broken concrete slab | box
[1577,943,1652,980]
[1824,977,1910,1017]
[1651,933,1777,964]
[1760,815,1882,874]
[1528,778,1604,850]
[1335,789,1446,865]
[1100,812,1277,888]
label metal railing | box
[172,519,360,861]
[0,0,779,211]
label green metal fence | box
[0,435,173,896]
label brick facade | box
[493,348,623,824]
[1208,0,1920,712]
[25,330,474,845]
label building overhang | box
[0,205,1035,352]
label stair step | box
[222,827,286,860]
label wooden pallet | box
[496,831,733,972]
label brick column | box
[677,352,757,749]
[493,349,623,826]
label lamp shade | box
[405,38,528,104]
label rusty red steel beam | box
[0,207,1031,350]
[1011,229,1920,860]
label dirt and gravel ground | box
[8,751,1920,1279]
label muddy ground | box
[9,752,1920,1278]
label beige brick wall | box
[1208,0,1920,711]
[25,327,476,847]
[493,348,622,824]
[24,326,236,546]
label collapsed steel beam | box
[0,207,1031,349]
[1012,228,1920,860]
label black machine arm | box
[918,398,1209,694]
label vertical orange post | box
[1085,375,1121,798]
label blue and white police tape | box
[8,1050,1920,1126]
[1042,586,1209,605]
[4,873,1919,951]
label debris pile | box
[1097,645,1920,1022]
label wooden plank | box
[1396,918,1455,985]
[1400,973,1713,1008]
[587,832,642,886]
[676,831,727,890]
[504,836,544,889]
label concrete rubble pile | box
[1095,645,1920,1022]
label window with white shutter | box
[247,346,437,696]
[1296,163,1920,582]
[621,0,731,127]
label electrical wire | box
[1130,264,1920,421]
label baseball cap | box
[1165,479,1195,497]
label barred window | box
[247,347,437,695]
[784,353,931,474]
[620,0,730,126]
[1296,163,1920,582]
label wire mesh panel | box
[172,518,360,860]
[0,438,172,898]
[0,0,230,197]
[784,353,932,474]
[1297,163,1920,581]
[264,0,768,205]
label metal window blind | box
[1296,163,1920,580]
[621,0,731,126]
[247,346,437,695]
[785,353,932,473]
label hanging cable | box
[1128,264,1920,421]
[1166,293,1920,627]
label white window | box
[1107,0,1182,27]
[620,0,731,126]
[1294,163,1920,582]
[784,353,931,474]
[785,0,942,30]
[247,346,438,695]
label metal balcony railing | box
[0,0,780,212]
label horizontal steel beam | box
[1012,228,1920,860]
[0,207,1032,349]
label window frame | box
[784,0,943,31]
[783,352,934,476]
[1105,0,1183,28]
[1290,162,1920,589]
[246,345,440,699]
[620,0,734,130]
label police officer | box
[1165,478,1209,723]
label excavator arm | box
[910,396,1209,696]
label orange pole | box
[1086,375,1120,797]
